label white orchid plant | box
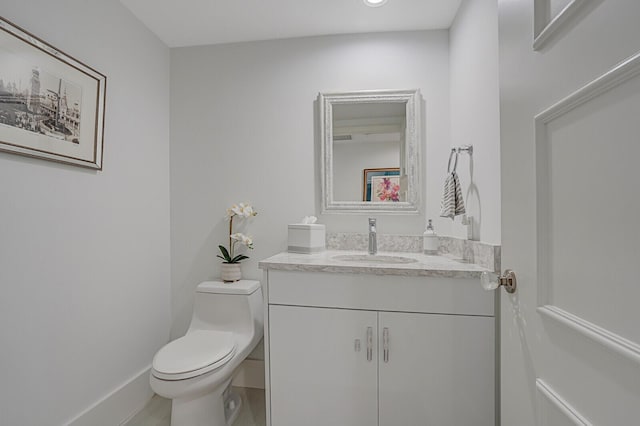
[217,202,257,264]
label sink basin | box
[332,254,419,264]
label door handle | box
[366,327,373,362]
[481,269,517,294]
[383,327,389,363]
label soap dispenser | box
[423,219,439,255]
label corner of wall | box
[447,0,501,245]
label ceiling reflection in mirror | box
[320,89,421,214]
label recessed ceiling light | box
[363,0,388,8]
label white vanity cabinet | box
[261,267,495,426]
[378,311,494,425]
[269,305,378,426]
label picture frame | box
[362,167,400,202]
[0,16,106,169]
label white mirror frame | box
[319,89,422,214]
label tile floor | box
[125,387,266,426]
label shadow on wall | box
[171,220,224,339]
[464,156,482,241]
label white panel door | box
[268,305,378,426]
[378,311,494,426]
[500,1,640,424]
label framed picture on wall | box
[362,167,400,202]
[0,16,106,169]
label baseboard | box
[232,359,265,389]
[65,364,153,426]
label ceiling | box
[120,0,462,48]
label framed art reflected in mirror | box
[363,168,400,202]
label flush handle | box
[481,269,517,294]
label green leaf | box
[231,254,249,263]
[218,245,232,262]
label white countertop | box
[258,250,490,278]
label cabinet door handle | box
[366,327,373,362]
[383,327,389,363]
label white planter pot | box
[220,263,242,282]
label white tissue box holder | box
[288,224,326,254]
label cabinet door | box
[269,305,378,426]
[379,311,495,426]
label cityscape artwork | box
[0,17,106,169]
[0,68,83,143]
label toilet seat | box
[152,330,237,381]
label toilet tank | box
[188,280,263,337]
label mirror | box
[319,89,421,213]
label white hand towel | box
[440,171,466,219]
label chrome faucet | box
[368,218,377,255]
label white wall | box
[170,31,451,339]
[0,2,171,425]
[449,0,501,244]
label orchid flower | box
[219,202,258,263]
[226,202,257,219]
[231,233,254,249]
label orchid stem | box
[229,215,234,258]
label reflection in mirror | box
[319,89,421,214]
[332,102,405,202]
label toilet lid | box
[152,330,236,380]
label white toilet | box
[150,280,263,426]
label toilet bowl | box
[150,280,263,426]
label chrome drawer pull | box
[383,327,389,363]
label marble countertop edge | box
[258,250,490,279]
